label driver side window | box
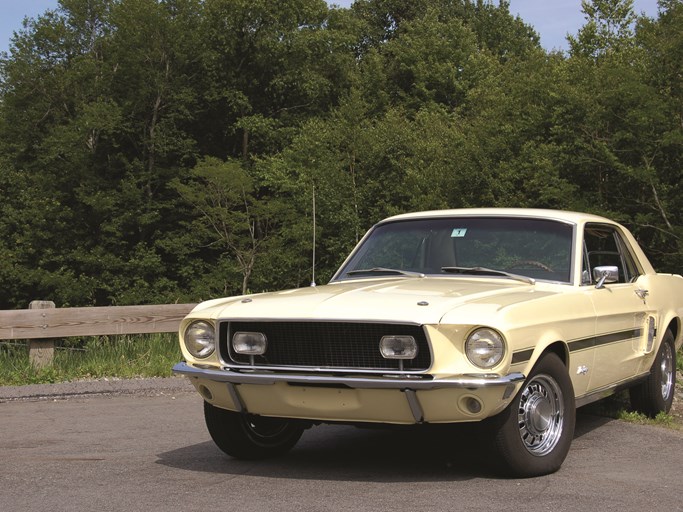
[582,224,641,285]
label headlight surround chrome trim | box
[465,327,506,369]
[184,320,216,359]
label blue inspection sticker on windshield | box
[451,228,468,238]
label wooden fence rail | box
[0,303,197,367]
[0,303,197,340]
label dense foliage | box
[0,0,681,308]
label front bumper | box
[173,361,525,424]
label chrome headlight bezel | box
[184,320,216,359]
[465,327,506,369]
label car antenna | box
[311,184,317,287]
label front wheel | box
[204,401,305,459]
[490,352,576,477]
[629,330,676,417]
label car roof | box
[380,208,614,226]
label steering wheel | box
[506,260,554,272]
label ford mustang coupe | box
[173,209,683,477]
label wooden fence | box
[0,302,197,367]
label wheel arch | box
[665,317,679,342]
[542,341,570,367]
[517,338,570,379]
[661,315,681,351]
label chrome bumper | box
[173,362,525,423]
[172,361,525,390]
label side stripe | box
[510,328,642,364]
[511,348,534,364]
[568,328,642,353]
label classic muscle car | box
[173,208,683,477]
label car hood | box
[192,277,558,325]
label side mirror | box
[593,266,619,289]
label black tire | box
[204,401,305,459]
[629,330,676,417]
[490,352,576,478]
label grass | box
[617,410,677,428]
[0,334,181,386]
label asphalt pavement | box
[1,378,682,512]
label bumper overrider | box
[173,362,525,424]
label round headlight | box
[465,328,505,369]
[184,320,215,359]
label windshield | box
[334,217,574,283]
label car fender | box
[518,335,570,377]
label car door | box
[581,223,656,392]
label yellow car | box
[173,208,683,477]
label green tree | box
[558,0,683,271]
[568,0,637,58]
[0,0,204,306]
[1,0,681,308]
[197,0,354,159]
[173,157,283,295]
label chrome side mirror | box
[593,266,619,289]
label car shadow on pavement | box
[574,409,615,439]
[157,423,487,482]
[157,412,614,482]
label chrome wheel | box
[629,330,676,417]
[492,352,575,477]
[660,341,674,401]
[517,374,564,457]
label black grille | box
[220,321,431,371]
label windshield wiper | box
[441,266,535,285]
[346,267,425,278]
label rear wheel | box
[629,330,676,417]
[204,401,305,459]
[491,352,575,477]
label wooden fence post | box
[28,300,56,368]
